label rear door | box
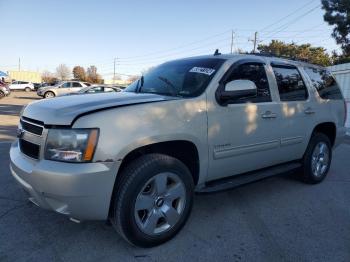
[71,82,83,93]
[207,59,283,181]
[270,62,315,162]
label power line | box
[259,0,317,32]
[260,4,322,42]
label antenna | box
[214,49,221,56]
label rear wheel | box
[24,87,31,92]
[301,133,332,184]
[110,153,194,247]
[44,91,55,98]
[0,90,5,99]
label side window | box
[72,82,82,87]
[87,86,103,93]
[304,67,343,100]
[226,62,271,103]
[272,65,308,101]
[61,82,71,88]
[104,87,115,92]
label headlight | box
[45,128,99,162]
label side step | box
[197,162,301,193]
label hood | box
[22,92,176,126]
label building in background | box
[328,63,350,131]
[104,78,132,86]
[7,70,42,83]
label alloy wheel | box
[134,172,186,236]
[311,142,330,177]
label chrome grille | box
[19,117,44,160]
[19,139,40,159]
[20,119,43,136]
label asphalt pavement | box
[0,92,350,261]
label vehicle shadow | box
[14,96,40,100]
[0,104,23,116]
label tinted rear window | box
[304,67,343,100]
[272,65,308,101]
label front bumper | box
[9,140,118,220]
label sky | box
[0,0,341,80]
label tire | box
[301,132,332,184]
[110,153,194,247]
[0,91,4,99]
[24,87,31,92]
[44,91,55,98]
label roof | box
[171,53,321,68]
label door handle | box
[304,107,315,115]
[261,111,277,119]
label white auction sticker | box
[189,67,215,76]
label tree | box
[127,75,140,82]
[257,40,332,66]
[56,64,71,80]
[86,65,102,83]
[41,70,54,83]
[322,0,350,56]
[72,66,86,81]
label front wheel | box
[24,87,31,92]
[301,133,332,184]
[0,91,5,99]
[110,154,194,247]
[44,91,55,98]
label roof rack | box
[243,52,310,63]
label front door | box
[57,82,72,95]
[207,60,283,181]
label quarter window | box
[272,65,308,101]
[304,67,343,100]
[226,62,271,103]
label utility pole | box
[248,32,260,53]
[18,57,21,71]
[230,30,235,54]
[113,57,117,84]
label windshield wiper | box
[158,76,177,96]
[136,75,144,93]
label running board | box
[197,162,301,193]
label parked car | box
[33,82,49,91]
[8,81,34,92]
[37,81,89,98]
[0,83,10,98]
[10,54,347,247]
[67,85,122,95]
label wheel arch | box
[44,90,56,97]
[117,140,200,185]
[108,140,201,219]
[311,122,336,147]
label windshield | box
[125,58,225,97]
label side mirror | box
[220,80,257,103]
